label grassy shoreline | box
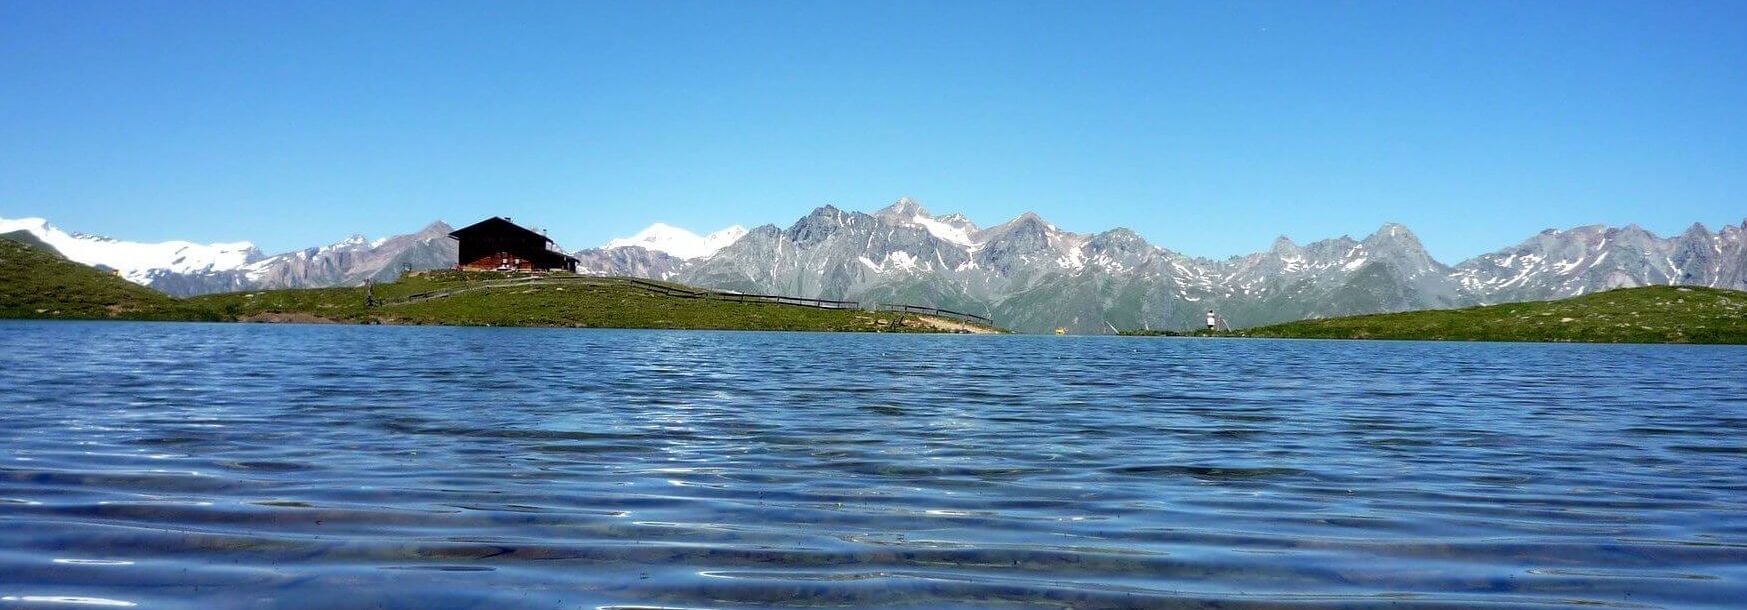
[1121,286,1747,344]
[192,272,997,333]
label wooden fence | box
[386,275,997,327]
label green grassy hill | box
[0,239,215,320]
[1,230,64,257]
[1232,286,1747,344]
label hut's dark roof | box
[448,217,553,244]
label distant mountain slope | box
[1454,223,1747,302]
[602,223,747,260]
[0,217,261,292]
[574,246,689,280]
[1238,286,1747,344]
[0,217,459,297]
[0,238,207,320]
[238,221,457,292]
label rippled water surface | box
[3,321,1747,609]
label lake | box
[2,321,1745,609]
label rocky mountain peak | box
[416,221,454,237]
[1361,223,1426,251]
[876,197,929,219]
[1366,222,1412,239]
[979,212,1054,241]
[1269,235,1301,256]
[1087,228,1150,253]
[937,213,978,230]
[794,205,850,226]
[1614,223,1653,237]
[788,205,862,245]
[1607,224,1661,250]
[1302,235,1361,259]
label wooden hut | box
[448,217,579,272]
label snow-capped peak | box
[604,223,748,260]
[302,234,390,256]
[0,216,261,284]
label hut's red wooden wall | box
[458,251,535,271]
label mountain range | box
[4,200,1743,334]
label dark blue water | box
[2,321,1745,609]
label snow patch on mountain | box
[909,215,977,248]
[858,251,926,274]
[604,223,748,260]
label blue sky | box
[2,1,1743,261]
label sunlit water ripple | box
[2,321,1745,609]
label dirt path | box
[239,312,340,324]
